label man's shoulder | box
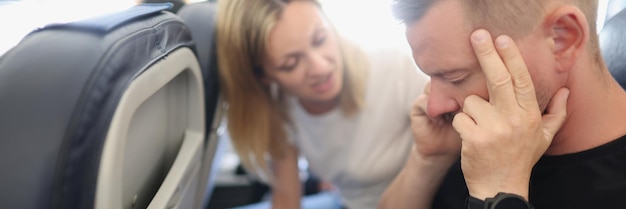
[530,134,626,208]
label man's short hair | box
[392,0,601,62]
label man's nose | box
[426,83,460,120]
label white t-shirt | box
[287,48,428,209]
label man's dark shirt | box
[431,135,626,209]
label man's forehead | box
[405,0,477,75]
[405,0,468,47]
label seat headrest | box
[43,3,173,33]
[600,8,626,89]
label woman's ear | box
[261,77,272,86]
[255,66,272,85]
[543,6,589,73]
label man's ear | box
[543,6,590,73]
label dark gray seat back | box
[0,4,207,209]
[177,2,226,208]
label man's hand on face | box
[410,81,462,163]
[451,29,570,200]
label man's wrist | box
[466,175,530,201]
[466,192,533,209]
[469,187,529,201]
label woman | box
[216,0,427,208]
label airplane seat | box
[600,7,626,89]
[177,2,227,208]
[0,3,208,209]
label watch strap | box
[466,195,486,209]
[466,193,532,209]
[487,193,533,209]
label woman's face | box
[262,1,343,105]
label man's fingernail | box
[496,36,510,48]
[472,30,488,43]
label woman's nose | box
[306,52,332,76]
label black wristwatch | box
[466,192,533,209]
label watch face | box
[492,195,531,209]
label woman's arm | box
[271,145,302,209]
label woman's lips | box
[311,73,334,93]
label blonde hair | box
[217,0,368,178]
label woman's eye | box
[313,35,326,47]
[312,29,327,47]
[280,56,299,72]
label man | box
[379,0,626,209]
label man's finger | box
[470,29,517,109]
[452,112,478,139]
[542,88,570,141]
[411,94,429,117]
[462,95,496,126]
[494,35,539,112]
